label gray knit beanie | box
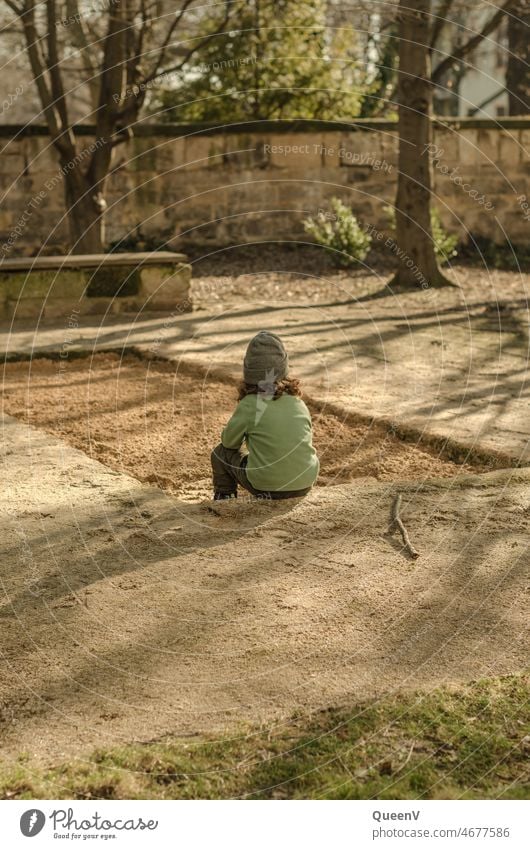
[243,331,289,385]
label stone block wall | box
[0,256,192,319]
[0,118,529,256]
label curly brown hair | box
[238,377,302,401]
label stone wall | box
[0,254,191,319]
[1,118,529,256]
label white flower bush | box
[303,198,372,268]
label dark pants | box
[211,444,311,500]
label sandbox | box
[1,352,489,501]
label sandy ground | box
[0,259,528,766]
[2,263,527,464]
[0,411,528,765]
[0,353,486,502]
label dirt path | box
[0,409,528,765]
[1,353,486,502]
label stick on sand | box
[391,494,420,559]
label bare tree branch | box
[142,0,235,87]
[142,0,195,84]
[429,0,455,49]
[46,0,69,129]
[391,494,419,559]
[88,0,126,185]
[15,0,74,156]
[432,0,516,84]
[3,0,24,14]
[64,0,100,110]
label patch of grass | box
[1,676,528,800]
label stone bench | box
[0,252,192,320]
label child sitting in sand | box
[211,331,319,500]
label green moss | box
[0,266,140,299]
[1,675,528,800]
[0,270,87,299]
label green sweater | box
[221,394,319,492]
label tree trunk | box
[63,171,106,254]
[391,0,454,290]
[507,1,530,115]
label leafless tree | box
[3,0,234,252]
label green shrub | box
[431,208,459,263]
[303,199,371,268]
